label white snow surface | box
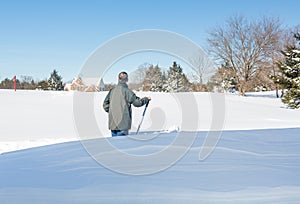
[0,89,299,154]
[1,89,300,203]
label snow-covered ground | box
[1,128,300,203]
[1,89,300,203]
[0,89,299,153]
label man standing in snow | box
[103,71,151,136]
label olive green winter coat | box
[103,82,149,131]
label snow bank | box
[1,128,300,203]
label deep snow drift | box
[1,129,300,203]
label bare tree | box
[189,51,216,91]
[129,63,150,84]
[20,75,36,89]
[128,63,150,90]
[208,15,281,95]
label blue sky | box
[0,0,299,83]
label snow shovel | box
[136,101,150,135]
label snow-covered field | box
[1,89,299,154]
[1,89,300,203]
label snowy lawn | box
[1,89,299,153]
[0,89,300,203]
[1,129,300,203]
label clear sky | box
[0,0,299,83]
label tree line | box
[0,69,64,91]
[1,15,299,108]
[128,15,300,108]
[129,61,194,92]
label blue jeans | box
[111,130,129,137]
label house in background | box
[64,78,105,92]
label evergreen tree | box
[163,61,190,92]
[277,33,300,109]
[36,80,49,90]
[210,62,237,93]
[0,78,13,89]
[98,78,105,91]
[0,77,21,89]
[142,65,164,92]
[48,69,64,91]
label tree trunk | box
[281,89,284,98]
[275,86,279,98]
[238,86,246,96]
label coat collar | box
[118,82,128,88]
